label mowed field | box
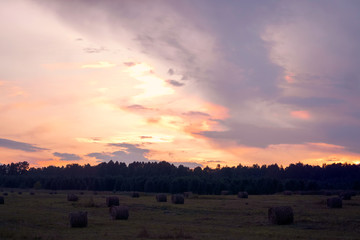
[0,190,360,240]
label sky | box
[1,0,360,168]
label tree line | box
[0,161,360,194]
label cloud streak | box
[0,138,48,152]
[53,152,82,161]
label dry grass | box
[0,190,360,239]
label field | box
[1,190,360,240]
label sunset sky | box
[1,0,360,168]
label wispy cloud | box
[86,142,152,164]
[0,138,48,152]
[166,79,184,87]
[53,152,82,161]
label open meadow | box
[0,190,360,240]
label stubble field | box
[0,190,359,240]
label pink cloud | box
[291,110,310,120]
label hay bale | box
[131,192,140,198]
[283,191,293,196]
[3,193,8,196]
[67,194,79,202]
[18,191,22,195]
[79,192,84,195]
[184,192,192,198]
[106,196,119,207]
[30,192,35,195]
[0,196,4,204]
[339,192,352,200]
[268,206,294,225]
[110,206,129,220]
[156,194,167,202]
[327,197,342,208]
[221,190,230,195]
[238,192,248,198]
[69,211,88,228]
[171,194,184,204]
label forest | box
[1,161,360,194]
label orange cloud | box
[284,74,295,83]
[291,110,310,120]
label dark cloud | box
[183,111,210,117]
[87,142,151,164]
[197,122,320,148]
[166,79,184,87]
[125,104,155,112]
[279,97,343,108]
[53,152,82,161]
[168,68,174,75]
[0,138,48,152]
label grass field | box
[0,190,359,239]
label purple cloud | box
[0,138,48,152]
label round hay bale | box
[156,194,167,202]
[131,192,140,198]
[30,192,35,195]
[67,194,79,202]
[327,197,342,208]
[268,206,294,225]
[79,192,84,195]
[171,194,184,204]
[221,190,230,195]
[238,192,248,198]
[69,211,87,228]
[3,192,8,196]
[18,191,22,195]
[106,196,119,207]
[183,192,192,198]
[339,192,352,200]
[110,206,129,220]
[283,191,293,196]
[0,196,4,204]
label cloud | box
[86,142,152,164]
[53,152,82,161]
[197,122,319,148]
[27,0,360,165]
[0,138,48,152]
[166,79,184,87]
[123,62,136,67]
[168,68,174,75]
[83,47,107,53]
[183,111,210,117]
[140,136,152,139]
